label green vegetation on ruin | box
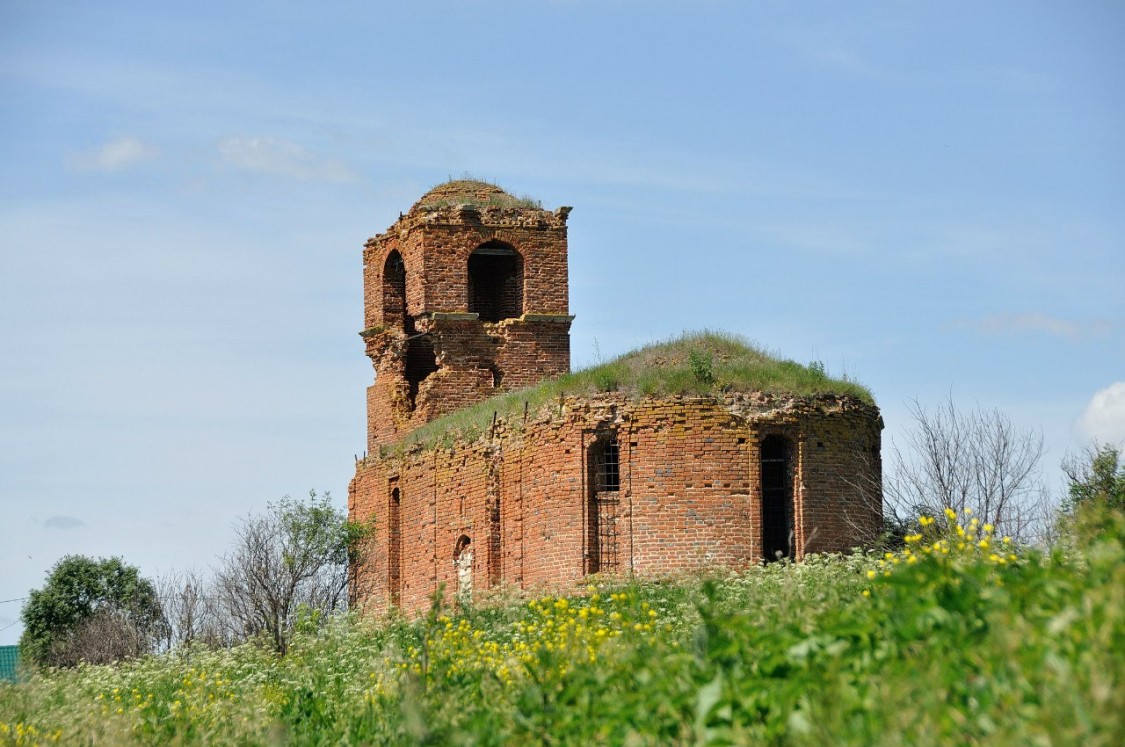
[398,331,873,452]
[422,194,544,210]
[419,177,544,210]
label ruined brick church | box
[348,181,883,615]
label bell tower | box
[360,180,573,450]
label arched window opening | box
[468,242,523,322]
[586,435,621,575]
[488,364,503,389]
[388,486,402,605]
[382,250,407,331]
[453,535,473,600]
[760,435,794,562]
[405,334,438,412]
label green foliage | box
[590,362,625,393]
[214,490,374,654]
[18,556,163,669]
[4,509,1123,744]
[1065,443,1125,511]
[689,349,715,387]
[275,491,364,572]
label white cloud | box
[70,136,159,172]
[216,136,358,182]
[43,515,86,530]
[1077,382,1125,445]
[956,312,1114,340]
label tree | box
[1062,443,1125,512]
[19,555,164,668]
[212,490,373,653]
[884,398,1051,542]
[155,568,229,651]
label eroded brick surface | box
[360,183,572,450]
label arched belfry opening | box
[384,247,437,414]
[468,241,523,322]
[382,250,407,331]
[760,435,795,562]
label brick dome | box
[412,180,527,210]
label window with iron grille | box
[587,436,620,574]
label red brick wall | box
[349,394,882,616]
[362,205,570,329]
[797,403,885,554]
[361,316,572,452]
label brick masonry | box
[349,181,883,616]
[360,182,572,450]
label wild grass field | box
[2,508,1122,746]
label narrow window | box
[596,439,620,492]
[453,535,473,601]
[488,497,502,588]
[760,435,794,561]
[383,250,407,330]
[468,242,523,322]
[388,486,402,605]
[587,436,620,574]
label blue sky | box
[1,1,1122,643]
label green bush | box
[19,556,164,669]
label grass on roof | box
[424,175,543,210]
[393,331,873,452]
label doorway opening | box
[761,435,794,561]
